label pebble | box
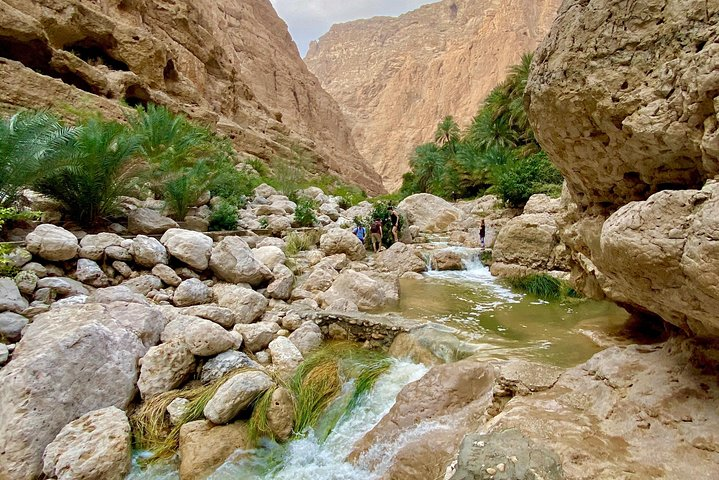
[497,463,506,472]
[486,467,497,475]
[509,455,518,463]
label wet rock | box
[210,237,273,286]
[130,235,169,268]
[267,387,295,442]
[161,229,213,271]
[389,325,471,365]
[179,420,252,480]
[128,208,179,235]
[203,371,274,424]
[320,228,366,260]
[450,429,564,480]
[137,341,195,399]
[1,278,29,313]
[431,250,464,271]
[0,312,29,343]
[398,194,464,233]
[214,284,269,324]
[0,303,163,478]
[173,278,213,307]
[42,406,132,480]
[200,351,260,384]
[26,224,79,262]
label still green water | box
[392,265,630,368]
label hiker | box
[480,219,486,249]
[388,205,399,243]
[370,218,383,253]
[352,220,366,244]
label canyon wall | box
[0,0,384,194]
[527,0,719,337]
[305,0,562,191]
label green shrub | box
[0,243,18,277]
[363,201,403,248]
[209,160,256,208]
[35,117,143,225]
[246,157,269,177]
[506,274,563,300]
[259,217,269,229]
[492,151,563,208]
[208,201,238,231]
[294,198,317,227]
[163,161,211,220]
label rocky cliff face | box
[0,0,384,194]
[527,0,719,337]
[305,0,562,191]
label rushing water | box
[129,245,630,479]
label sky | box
[270,0,438,56]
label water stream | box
[129,245,629,479]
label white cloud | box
[270,0,438,55]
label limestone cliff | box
[305,0,562,191]
[527,0,719,337]
[0,0,384,194]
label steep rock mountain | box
[305,0,562,191]
[527,0,719,337]
[0,0,384,194]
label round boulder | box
[26,225,79,262]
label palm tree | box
[434,116,461,153]
[411,143,446,193]
[34,118,143,225]
[0,111,77,207]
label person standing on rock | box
[352,219,367,245]
[370,218,383,253]
[480,219,486,249]
[389,206,399,243]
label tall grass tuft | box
[248,385,279,443]
[284,230,321,256]
[506,274,564,300]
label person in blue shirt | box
[352,219,367,244]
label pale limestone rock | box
[267,215,293,234]
[200,351,260,384]
[5,248,32,269]
[288,321,322,356]
[235,322,280,352]
[397,194,464,233]
[36,277,89,298]
[302,265,337,292]
[167,398,190,426]
[42,406,131,480]
[183,319,235,356]
[317,253,349,271]
[0,303,163,478]
[325,298,359,313]
[86,286,149,306]
[267,387,295,442]
[181,305,236,329]
[203,371,274,424]
[161,315,198,344]
[14,271,37,296]
[130,236,168,268]
[374,242,426,274]
[523,194,561,214]
[121,275,162,296]
[268,336,303,377]
[173,278,213,307]
[257,237,287,249]
[26,224,79,261]
[137,341,195,399]
[254,184,279,198]
[0,344,8,365]
[161,229,213,271]
[105,246,132,262]
[22,262,46,278]
[128,208,178,235]
[179,420,251,480]
[0,312,29,342]
[267,264,294,301]
[320,269,395,311]
[430,250,464,271]
[210,237,273,286]
[252,245,287,270]
[491,213,560,273]
[152,264,182,287]
[75,259,109,288]
[320,228,366,260]
[214,284,268,324]
[112,261,133,279]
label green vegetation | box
[294,198,318,227]
[0,243,18,277]
[355,201,403,249]
[208,201,239,231]
[506,274,582,301]
[399,53,564,207]
[284,230,321,256]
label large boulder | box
[203,371,274,424]
[130,235,169,268]
[235,322,280,352]
[182,318,235,356]
[252,245,287,270]
[42,406,132,480]
[79,233,124,260]
[210,237,273,286]
[25,224,79,261]
[200,351,260,384]
[128,208,179,235]
[179,420,252,480]
[137,341,195,399]
[266,264,294,300]
[373,242,426,275]
[491,213,562,273]
[350,358,496,479]
[397,194,464,232]
[0,303,164,478]
[268,336,303,377]
[319,228,366,260]
[161,229,213,271]
[173,278,213,307]
[213,284,269,324]
[319,270,396,311]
